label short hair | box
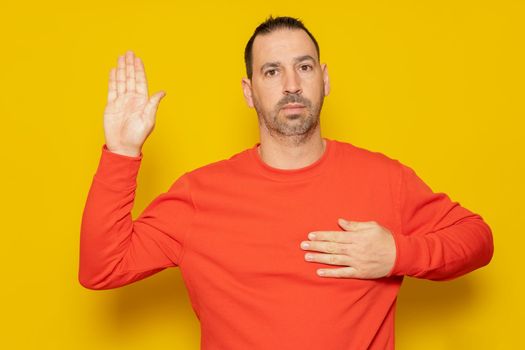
[244,16,320,80]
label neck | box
[257,127,326,170]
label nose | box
[283,70,302,95]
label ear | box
[241,77,254,108]
[321,63,330,96]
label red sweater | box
[79,138,493,349]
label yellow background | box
[1,0,522,348]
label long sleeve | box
[386,162,494,280]
[78,144,195,290]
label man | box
[79,16,493,349]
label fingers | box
[305,252,351,267]
[338,218,377,231]
[135,56,148,96]
[301,240,350,255]
[307,230,354,243]
[116,55,126,96]
[107,68,117,103]
[316,267,359,278]
[111,50,151,98]
[143,90,166,122]
[125,50,136,93]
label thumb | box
[143,90,166,122]
[338,218,358,231]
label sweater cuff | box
[93,144,143,190]
[386,231,425,277]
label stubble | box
[254,91,325,145]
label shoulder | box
[331,139,403,172]
[180,146,252,183]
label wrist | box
[105,145,142,158]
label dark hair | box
[244,16,320,80]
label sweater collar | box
[249,137,334,182]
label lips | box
[282,103,305,109]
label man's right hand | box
[103,50,166,157]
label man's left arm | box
[385,163,494,280]
[300,162,494,280]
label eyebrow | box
[259,55,316,74]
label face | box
[242,29,330,139]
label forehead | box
[251,29,318,67]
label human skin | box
[241,28,396,279]
[103,51,166,157]
[100,36,396,279]
[302,219,396,279]
[241,28,330,170]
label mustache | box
[276,94,311,109]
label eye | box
[299,64,313,71]
[264,69,278,77]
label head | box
[242,16,330,141]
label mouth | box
[281,103,306,114]
[282,103,305,109]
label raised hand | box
[103,50,166,157]
[300,219,397,279]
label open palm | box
[103,50,165,157]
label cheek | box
[308,82,325,103]
[253,79,285,109]
[257,91,280,110]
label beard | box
[253,91,324,140]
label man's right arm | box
[78,144,195,290]
[78,50,192,290]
